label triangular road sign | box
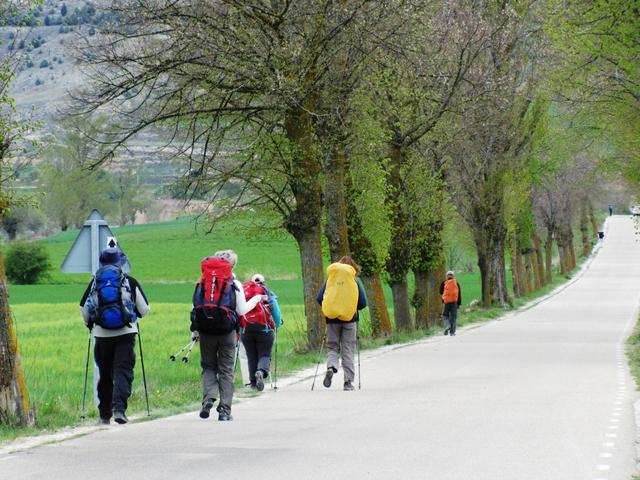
[61,209,131,274]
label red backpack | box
[191,257,238,334]
[242,281,274,329]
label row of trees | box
[75,0,615,346]
[1,0,636,425]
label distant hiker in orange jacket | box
[440,270,462,336]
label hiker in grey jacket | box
[191,250,263,421]
[79,248,150,425]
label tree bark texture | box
[524,250,534,295]
[413,269,429,329]
[511,245,522,298]
[361,275,392,337]
[345,169,392,337]
[284,106,325,348]
[474,226,509,306]
[532,234,545,288]
[386,144,413,330]
[324,142,350,261]
[545,230,553,284]
[0,247,33,426]
[427,265,446,328]
[580,206,590,258]
[390,280,412,331]
[588,203,599,237]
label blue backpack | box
[87,265,137,330]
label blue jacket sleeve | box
[267,291,282,328]
[356,280,367,310]
[316,282,327,306]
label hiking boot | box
[113,411,128,425]
[343,381,354,391]
[199,398,215,419]
[323,369,334,388]
[98,417,110,425]
[450,332,456,336]
[218,408,233,421]
[255,370,265,392]
[444,328,450,336]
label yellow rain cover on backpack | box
[321,263,358,321]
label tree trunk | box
[324,142,350,261]
[427,265,445,328]
[532,234,545,288]
[569,241,577,270]
[490,239,509,306]
[294,228,326,349]
[284,105,325,348]
[345,161,392,338]
[0,245,33,426]
[478,251,492,306]
[588,203,599,237]
[580,206,590,258]
[413,270,429,329]
[544,231,553,284]
[361,274,392,337]
[385,143,413,330]
[476,232,509,306]
[511,245,522,298]
[390,279,412,331]
[524,251,534,294]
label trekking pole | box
[233,329,243,378]
[273,326,278,391]
[311,330,327,391]
[357,329,361,391]
[182,339,197,363]
[169,340,194,362]
[80,331,92,419]
[137,325,151,416]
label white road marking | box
[599,452,613,458]
[596,464,611,471]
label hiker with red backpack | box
[240,273,282,391]
[190,250,264,421]
[79,248,150,425]
[316,256,367,391]
[440,270,462,336]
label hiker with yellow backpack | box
[315,256,367,391]
[440,270,462,336]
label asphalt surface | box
[2,215,639,480]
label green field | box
[1,216,579,442]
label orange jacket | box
[441,278,461,304]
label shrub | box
[35,78,43,86]
[4,241,51,284]
[25,59,34,68]
[39,59,49,68]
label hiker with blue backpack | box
[79,248,150,425]
[190,250,265,421]
[240,273,282,391]
[316,255,367,391]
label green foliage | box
[5,242,51,284]
[347,86,392,274]
[546,0,640,187]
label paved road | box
[3,216,640,479]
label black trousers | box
[94,334,136,419]
[443,303,458,334]
[241,329,275,385]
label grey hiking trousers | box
[200,331,237,411]
[326,322,357,383]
